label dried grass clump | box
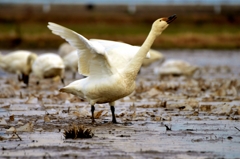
[63,125,94,139]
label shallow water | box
[0,50,240,158]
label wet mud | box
[0,50,240,158]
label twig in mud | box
[161,101,167,108]
[164,124,171,131]
[234,127,240,131]
[13,132,22,141]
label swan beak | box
[166,14,177,24]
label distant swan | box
[142,49,165,66]
[62,50,78,79]
[0,50,37,86]
[58,42,76,58]
[154,59,198,76]
[48,14,177,123]
[31,53,65,84]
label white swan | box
[142,49,165,66]
[58,42,76,57]
[31,53,65,84]
[62,49,78,79]
[48,14,177,123]
[0,50,37,86]
[154,59,198,76]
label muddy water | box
[0,50,240,158]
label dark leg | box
[91,105,95,123]
[22,74,29,86]
[110,106,117,123]
[18,74,22,82]
[61,78,65,85]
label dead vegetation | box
[63,125,94,139]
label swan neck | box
[124,30,159,79]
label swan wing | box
[90,39,150,70]
[47,22,113,77]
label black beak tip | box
[167,14,177,24]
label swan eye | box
[159,20,162,22]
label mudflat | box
[0,50,240,158]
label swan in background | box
[62,49,78,79]
[0,50,37,86]
[58,42,76,57]
[48,14,177,123]
[154,59,198,76]
[32,53,65,84]
[142,49,165,66]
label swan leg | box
[91,105,95,123]
[18,74,22,82]
[22,74,29,86]
[61,78,65,85]
[110,106,117,123]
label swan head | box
[152,14,177,35]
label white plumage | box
[142,49,165,66]
[48,14,177,123]
[154,59,198,76]
[62,50,78,79]
[61,39,151,78]
[31,53,65,84]
[0,50,37,86]
[58,42,76,58]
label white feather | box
[0,50,37,75]
[154,59,198,76]
[58,42,76,57]
[32,53,65,80]
[63,50,78,73]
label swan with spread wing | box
[48,14,177,123]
